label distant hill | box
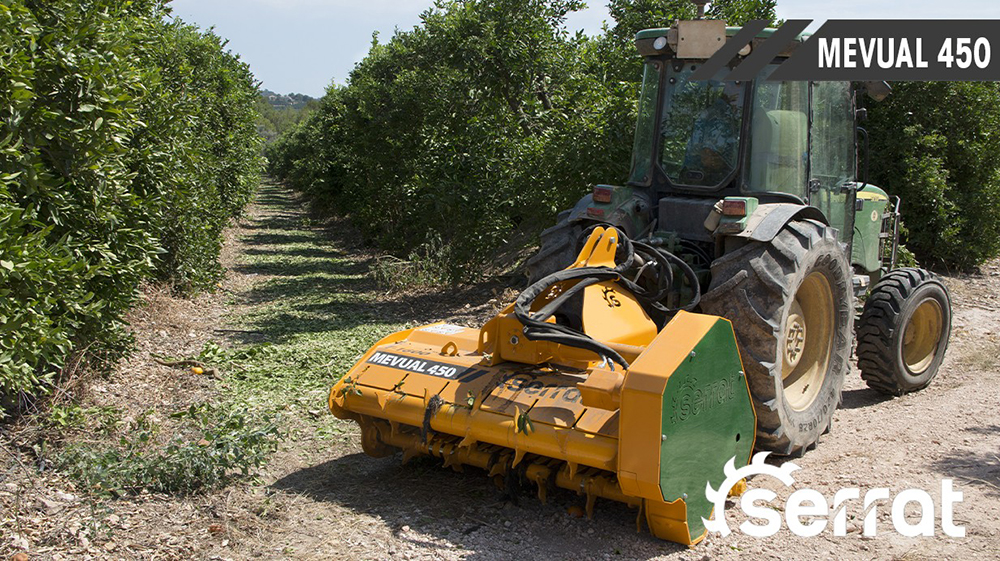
[257,90,319,143]
[260,89,316,111]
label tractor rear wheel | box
[856,268,952,395]
[701,220,853,456]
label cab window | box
[745,80,809,198]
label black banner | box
[702,19,1000,81]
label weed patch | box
[56,402,281,497]
[959,339,1000,371]
[44,403,122,436]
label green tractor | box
[525,16,952,456]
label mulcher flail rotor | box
[329,227,756,545]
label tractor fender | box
[565,186,654,239]
[564,194,595,222]
[732,203,830,242]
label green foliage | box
[264,88,350,209]
[0,0,262,403]
[0,0,156,397]
[45,402,121,434]
[130,19,264,288]
[193,340,230,365]
[256,94,319,143]
[266,0,777,280]
[868,82,1000,269]
[57,402,282,496]
[895,244,918,268]
[372,247,453,290]
[707,0,778,26]
[159,340,276,379]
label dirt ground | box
[2,185,999,560]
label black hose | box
[513,229,701,370]
[514,266,630,369]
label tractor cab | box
[628,25,859,248]
[524,10,950,463]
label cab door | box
[808,81,857,244]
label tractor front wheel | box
[856,268,952,395]
[701,220,853,456]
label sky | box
[168,0,1000,98]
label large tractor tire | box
[856,268,952,395]
[525,212,587,284]
[701,220,853,456]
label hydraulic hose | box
[514,229,701,369]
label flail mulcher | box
[331,227,755,545]
[331,4,954,546]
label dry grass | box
[958,339,1000,371]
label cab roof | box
[635,26,812,42]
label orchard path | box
[6,183,998,559]
[229,184,1000,560]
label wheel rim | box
[902,298,944,374]
[782,271,835,411]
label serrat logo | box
[703,452,965,538]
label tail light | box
[721,199,748,217]
[593,186,613,203]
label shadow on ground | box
[930,426,1000,498]
[228,185,504,346]
[839,387,895,410]
[271,452,676,560]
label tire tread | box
[856,267,950,395]
[702,221,852,456]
